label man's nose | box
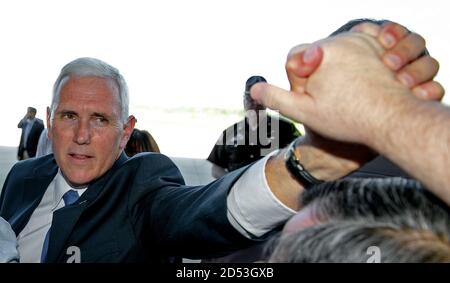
[73,120,91,145]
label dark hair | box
[268,178,450,262]
[270,220,450,263]
[329,18,389,36]
[244,75,267,95]
[125,128,160,157]
[329,18,429,55]
[300,177,450,227]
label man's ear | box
[120,115,136,149]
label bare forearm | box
[369,96,450,205]
[266,137,365,210]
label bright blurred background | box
[0,0,448,158]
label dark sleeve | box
[17,118,26,128]
[0,164,17,216]
[348,155,411,178]
[278,119,301,148]
[29,122,45,154]
[206,131,229,168]
[128,154,263,259]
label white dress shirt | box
[17,170,86,263]
[227,151,296,238]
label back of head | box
[269,178,450,262]
[270,220,450,263]
[51,57,129,123]
[329,18,388,36]
[125,128,160,157]
[329,18,429,55]
[299,177,450,229]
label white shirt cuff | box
[226,150,296,238]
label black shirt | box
[207,115,301,172]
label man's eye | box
[62,113,76,120]
[93,117,108,125]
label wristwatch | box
[284,139,324,189]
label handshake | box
[256,19,450,207]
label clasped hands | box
[256,21,444,182]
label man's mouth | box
[69,153,93,160]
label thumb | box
[250,82,313,124]
[287,44,324,78]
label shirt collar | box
[52,169,87,211]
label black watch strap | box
[284,139,324,189]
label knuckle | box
[411,33,426,47]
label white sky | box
[1,0,449,157]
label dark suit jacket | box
[17,118,44,159]
[0,153,260,262]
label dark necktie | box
[40,189,79,262]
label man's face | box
[47,76,134,187]
[27,108,36,119]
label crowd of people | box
[1,18,449,263]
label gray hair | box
[50,57,130,123]
[267,178,450,262]
[300,177,450,227]
[269,220,450,263]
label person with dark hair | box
[269,178,450,263]
[207,75,301,178]
[125,128,160,157]
[17,106,44,160]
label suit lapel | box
[45,200,89,262]
[10,157,58,234]
[45,152,129,262]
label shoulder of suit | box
[125,152,176,168]
[7,154,56,180]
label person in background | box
[36,128,53,157]
[207,75,300,178]
[125,128,160,157]
[17,107,44,160]
[36,108,54,158]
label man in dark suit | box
[17,107,44,160]
[1,57,308,263]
